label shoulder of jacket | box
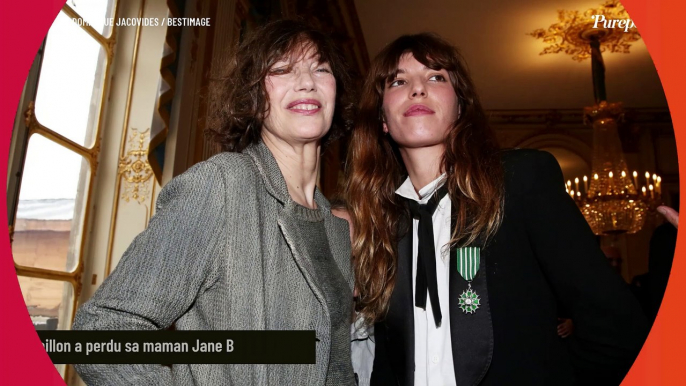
[166,152,260,200]
[205,151,254,171]
[205,152,260,184]
[500,148,556,167]
[500,148,561,195]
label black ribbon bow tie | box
[406,185,449,327]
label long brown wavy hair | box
[207,19,355,152]
[344,33,504,324]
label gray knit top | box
[291,203,355,386]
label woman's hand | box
[657,206,679,228]
[557,318,574,338]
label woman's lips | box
[404,104,435,117]
[287,99,322,115]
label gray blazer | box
[73,142,354,385]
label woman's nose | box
[410,81,426,98]
[295,70,316,91]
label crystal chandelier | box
[532,1,662,235]
[564,102,661,234]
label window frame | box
[6,1,120,380]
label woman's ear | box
[380,108,388,133]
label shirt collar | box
[395,173,447,204]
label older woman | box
[73,20,356,385]
[345,33,647,386]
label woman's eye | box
[269,67,289,75]
[316,67,332,74]
[389,79,406,87]
[429,74,446,82]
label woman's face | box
[382,53,459,150]
[262,46,337,146]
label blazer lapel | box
[384,228,415,386]
[244,142,329,315]
[244,141,290,205]
[449,216,494,385]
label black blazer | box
[371,149,648,386]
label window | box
[7,0,117,379]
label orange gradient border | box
[0,0,683,384]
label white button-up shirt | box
[395,174,456,386]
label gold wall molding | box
[118,128,153,204]
[105,0,147,277]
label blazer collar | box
[243,141,290,205]
[243,141,331,211]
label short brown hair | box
[207,19,355,152]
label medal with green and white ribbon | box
[456,247,481,314]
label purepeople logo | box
[591,15,636,32]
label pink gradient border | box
[0,0,69,384]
